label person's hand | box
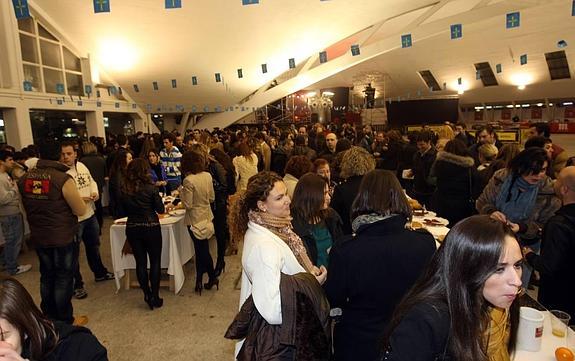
[0,342,27,361]
[312,265,328,285]
[165,203,175,211]
[522,246,534,258]
[490,211,508,223]
[406,170,414,178]
[508,222,520,233]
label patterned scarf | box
[352,213,396,233]
[248,210,315,273]
[485,307,511,361]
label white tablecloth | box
[515,310,575,360]
[109,214,193,294]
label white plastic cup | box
[516,307,545,352]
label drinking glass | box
[550,310,571,337]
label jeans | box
[188,228,215,282]
[0,213,24,274]
[73,214,109,289]
[126,225,162,297]
[36,242,75,324]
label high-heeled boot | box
[195,279,203,295]
[214,259,226,278]
[152,294,163,308]
[143,289,154,310]
[204,277,219,291]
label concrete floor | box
[13,218,239,361]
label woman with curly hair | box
[120,158,165,309]
[331,146,376,234]
[228,171,327,356]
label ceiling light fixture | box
[564,101,574,106]
[517,84,526,90]
[322,91,335,97]
[305,91,317,98]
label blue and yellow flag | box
[192,76,198,85]
[152,81,159,90]
[215,73,221,82]
[165,0,181,9]
[351,45,360,56]
[496,64,502,73]
[171,79,177,88]
[289,58,296,69]
[450,24,462,39]
[319,51,327,63]
[133,84,139,92]
[506,12,520,28]
[93,0,110,13]
[56,83,65,94]
[401,34,412,48]
[242,0,258,4]
[85,85,92,94]
[237,69,243,78]
[520,54,527,65]
[261,64,268,73]
[23,81,32,91]
[12,0,30,19]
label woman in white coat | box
[229,171,327,355]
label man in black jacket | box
[523,166,575,319]
[410,131,436,208]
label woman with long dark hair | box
[326,170,435,361]
[381,215,523,361]
[120,158,165,309]
[147,149,168,193]
[179,150,218,294]
[0,278,107,360]
[291,173,342,269]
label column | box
[86,110,106,138]
[4,105,33,149]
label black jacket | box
[384,302,451,361]
[225,272,331,361]
[526,203,575,319]
[330,175,364,235]
[80,154,107,193]
[120,183,165,225]
[292,208,343,266]
[325,215,436,361]
[22,321,108,361]
[430,151,481,225]
[412,148,437,196]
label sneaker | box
[95,272,115,282]
[74,288,88,299]
[73,315,89,326]
[11,264,32,275]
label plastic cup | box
[516,307,545,352]
[550,310,571,338]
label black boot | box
[143,289,154,310]
[214,259,226,278]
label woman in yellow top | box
[381,215,523,361]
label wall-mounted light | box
[517,85,526,90]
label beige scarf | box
[485,307,511,361]
[248,210,315,273]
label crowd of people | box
[0,119,573,360]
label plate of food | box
[412,209,436,217]
[169,209,186,216]
[422,217,449,227]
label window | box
[17,17,84,95]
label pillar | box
[4,105,33,149]
[86,110,106,139]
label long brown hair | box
[291,173,329,224]
[0,278,57,360]
[229,171,283,243]
[123,158,152,194]
[382,215,520,361]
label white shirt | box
[66,162,98,222]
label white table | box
[109,214,193,294]
[515,311,575,360]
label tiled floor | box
[13,218,239,360]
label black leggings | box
[126,225,162,297]
[188,228,215,282]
